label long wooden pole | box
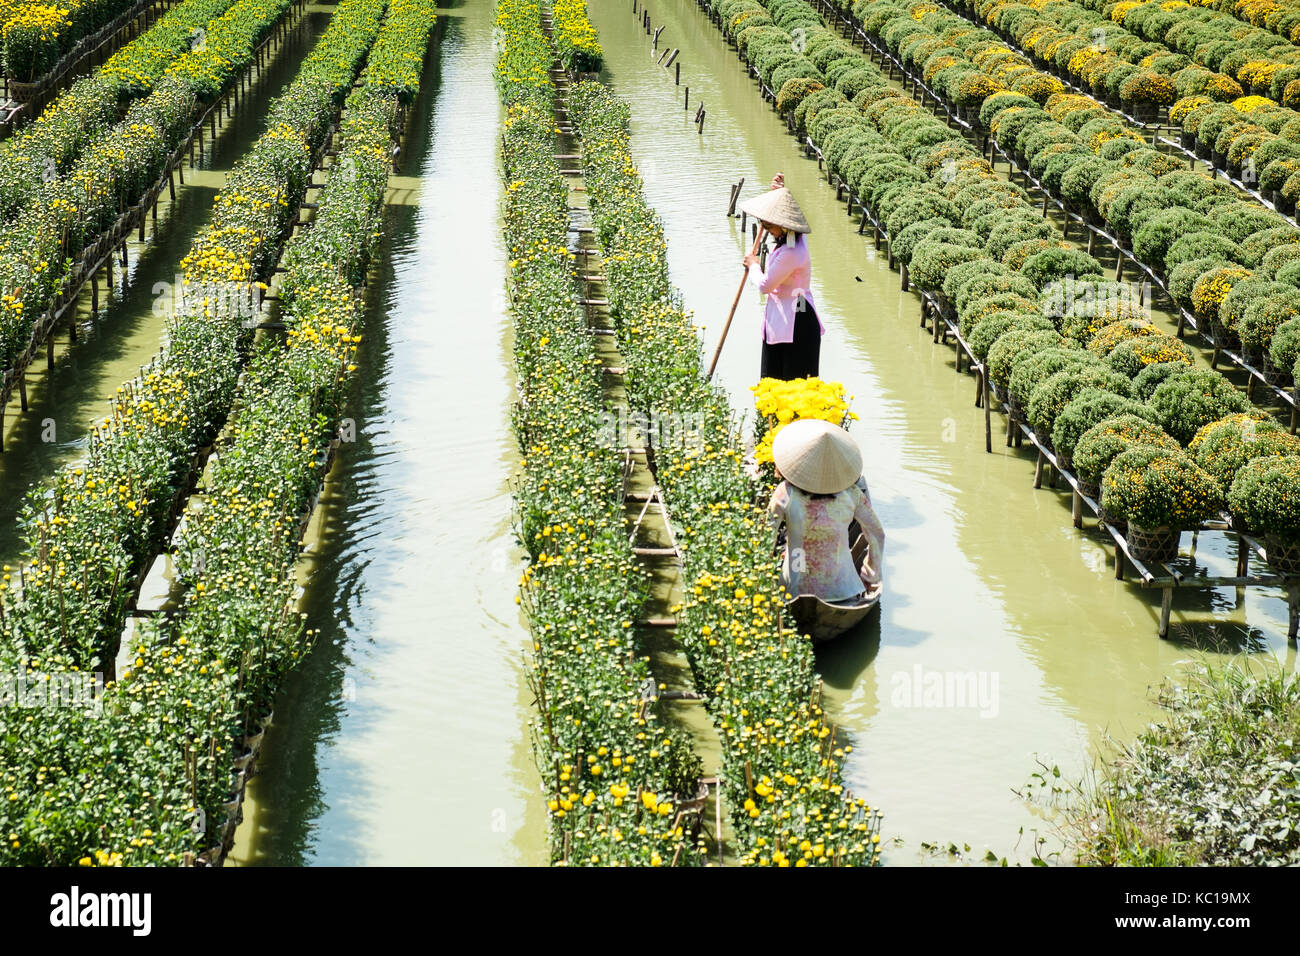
[706,227,765,380]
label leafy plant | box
[1190,413,1300,494]
[1148,368,1252,444]
[1074,413,1180,485]
[1051,389,1153,463]
[1101,445,1223,530]
[1228,456,1300,539]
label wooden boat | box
[784,523,882,643]
[788,583,881,643]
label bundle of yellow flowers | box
[1192,265,1253,322]
[552,0,602,72]
[1203,72,1246,100]
[1237,61,1281,95]
[1109,1,1144,23]
[751,376,857,464]
[1170,94,1214,125]
[1231,94,1276,112]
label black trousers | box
[760,297,821,380]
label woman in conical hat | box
[740,173,824,381]
[767,418,885,604]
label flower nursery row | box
[0,0,142,84]
[1215,0,1300,46]
[552,0,602,72]
[850,0,1300,396]
[0,0,303,379]
[709,0,1300,566]
[925,0,1300,208]
[1092,0,1300,97]
[141,0,439,864]
[567,73,883,864]
[4,0,386,677]
[0,0,429,867]
[0,0,244,226]
[496,0,703,867]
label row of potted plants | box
[568,74,883,865]
[140,0,439,864]
[1098,0,1300,96]
[0,0,400,865]
[932,0,1300,199]
[835,0,1300,560]
[854,0,1300,383]
[1179,0,1300,47]
[551,0,602,73]
[496,0,703,866]
[0,0,300,380]
[0,0,141,84]
[869,0,1300,562]
[4,0,388,674]
[714,0,1300,565]
[0,0,244,226]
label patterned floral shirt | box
[768,476,885,602]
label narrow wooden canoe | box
[787,585,881,643]
[784,523,882,643]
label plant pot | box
[1079,478,1100,501]
[1195,141,1212,160]
[1242,343,1264,367]
[1099,505,1127,534]
[1264,535,1300,576]
[1279,194,1297,217]
[1209,319,1241,350]
[1180,130,1195,150]
[1261,187,1275,206]
[8,80,41,103]
[1263,351,1293,388]
[1126,523,1181,564]
[1213,150,1228,171]
[1228,160,1242,180]
[1124,100,1160,124]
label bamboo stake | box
[705,227,765,380]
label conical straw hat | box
[772,418,862,495]
[739,186,812,234]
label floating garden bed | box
[496,0,704,867]
[0,0,409,865]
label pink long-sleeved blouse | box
[745,235,824,344]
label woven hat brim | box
[772,419,862,495]
[739,187,812,234]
